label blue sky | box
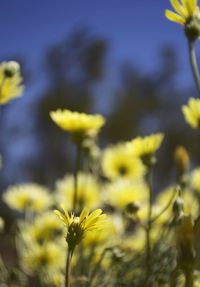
[0,0,194,87]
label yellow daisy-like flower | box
[191,167,200,191]
[21,241,65,273]
[126,133,164,159]
[104,178,148,210]
[165,0,199,25]
[54,205,106,249]
[3,183,53,212]
[0,61,24,105]
[182,97,200,128]
[55,172,102,211]
[101,143,146,180]
[50,109,105,138]
[24,211,64,244]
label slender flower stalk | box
[66,248,73,287]
[144,167,153,287]
[188,40,200,96]
[73,143,82,212]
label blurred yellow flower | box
[101,143,145,180]
[104,178,148,209]
[191,167,200,191]
[55,172,102,211]
[182,98,200,128]
[0,61,24,105]
[21,241,64,273]
[54,205,107,248]
[50,109,105,137]
[3,183,53,212]
[24,211,64,244]
[156,186,199,218]
[165,0,199,25]
[126,133,164,158]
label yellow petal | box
[79,207,89,223]
[170,0,187,17]
[84,209,102,228]
[54,210,69,227]
[165,9,185,24]
[60,204,70,225]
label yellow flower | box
[3,183,53,212]
[54,205,106,248]
[55,172,102,211]
[24,212,64,244]
[165,0,199,25]
[126,133,164,158]
[21,241,65,273]
[182,97,200,128]
[191,167,200,191]
[104,178,148,210]
[50,109,105,138]
[0,61,24,105]
[101,143,145,180]
[156,186,199,218]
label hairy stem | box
[188,40,200,97]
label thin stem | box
[143,167,153,287]
[65,248,73,287]
[188,40,200,97]
[73,144,82,213]
[185,270,194,287]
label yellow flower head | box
[24,211,64,244]
[191,167,200,191]
[55,172,102,211]
[3,183,53,212]
[50,109,105,139]
[54,205,106,249]
[21,241,65,273]
[126,133,164,163]
[101,143,146,180]
[182,97,200,128]
[104,178,148,210]
[0,61,24,105]
[165,0,199,25]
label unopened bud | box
[174,146,190,174]
[173,196,184,217]
[4,61,20,78]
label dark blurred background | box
[0,0,200,200]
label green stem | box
[185,270,193,287]
[65,248,73,287]
[144,167,153,287]
[188,40,200,97]
[73,144,82,213]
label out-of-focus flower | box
[165,0,199,25]
[126,133,164,166]
[21,242,65,273]
[101,143,145,180]
[182,98,200,128]
[156,187,199,218]
[3,183,52,212]
[24,212,64,244]
[0,61,24,105]
[174,146,190,174]
[50,109,105,139]
[55,172,102,211]
[54,205,106,249]
[191,167,200,192]
[104,179,148,210]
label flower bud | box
[66,217,84,250]
[4,61,20,78]
[174,146,190,174]
[185,9,200,42]
[173,196,184,218]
